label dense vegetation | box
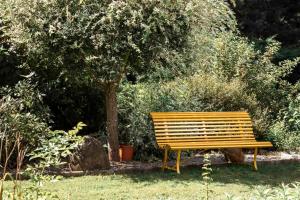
[0,0,299,199]
[1,0,299,163]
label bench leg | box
[162,147,169,171]
[176,150,181,174]
[253,148,258,171]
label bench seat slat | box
[158,139,256,143]
[155,128,253,133]
[158,140,267,145]
[154,122,252,125]
[155,124,253,129]
[151,112,249,115]
[156,135,255,139]
[153,118,251,122]
[155,132,254,137]
[169,143,273,150]
[161,141,272,147]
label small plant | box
[201,153,213,200]
[225,182,300,200]
[0,122,85,200]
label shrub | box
[118,74,258,160]
[0,79,50,167]
[119,35,300,157]
[1,122,84,200]
[268,94,300,150]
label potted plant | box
[118,129,134,161]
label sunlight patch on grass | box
[6,162,300,200]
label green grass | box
[5,162,300,199]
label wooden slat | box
[154,121,252,125]
[154,124,253,129]
[153,118,251,122]
[158,141,267,145]
[156,135,255,140]
[153,115,249,117]
[151,112,273,151]
[155,128,253,133]
[155,132,254,136]
[151,112,248,115]
[158,139,256,143]
[168,143,273,150]
[158,141,273,146]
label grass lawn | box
[6,162,300,199]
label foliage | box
[268,94,300,150]
[0,0,196,160]
[0,0,192,84]
[119,31,300,157]
[0,18,22,87]
[28,122,85,171]
[0,79,50,166]
[1,122,84,200]
[201,154,213,200]
[118,74,258,159]
[117,0,300,157]
[225,182,300,200]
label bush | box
[268,94,300,150]
[118,29,300,158]
[0,79,50,167]
[118,74,258,160]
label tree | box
[1,0,192,160]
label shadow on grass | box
[122,162,300,187]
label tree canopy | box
[1,0,194,160]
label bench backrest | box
[150,112,256,148]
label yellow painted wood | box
[176,150,181,174]
[254,148,258,171]
[155,132,254,137]
[161,143,273,150]
[151,112,273,173]
[154,121,252,125]
[162,147,168,171]
[155,124,253,129]
[155,128,253,133]
[153,118,251,122]
[156,135,255,139]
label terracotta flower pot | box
[119,145,134,161]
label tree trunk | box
[105,82,120,161]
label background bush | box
[269,94,300,150]
[118,31,300,159]
[0,79,50,167]
[1,0,300,162]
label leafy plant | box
[1,0,194,161]
[201,153,213,200]
[0,79,50,167]
[0,122,84,200]
[269,94,300,150]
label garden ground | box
[9,162,300,200]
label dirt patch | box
[58,151,300,177]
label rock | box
[69,136,110,171]
[222,148,245,164]
[279,152,293,160]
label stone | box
[69,136,110,171]
[222,148,245,164]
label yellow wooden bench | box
[150,112,273,174]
